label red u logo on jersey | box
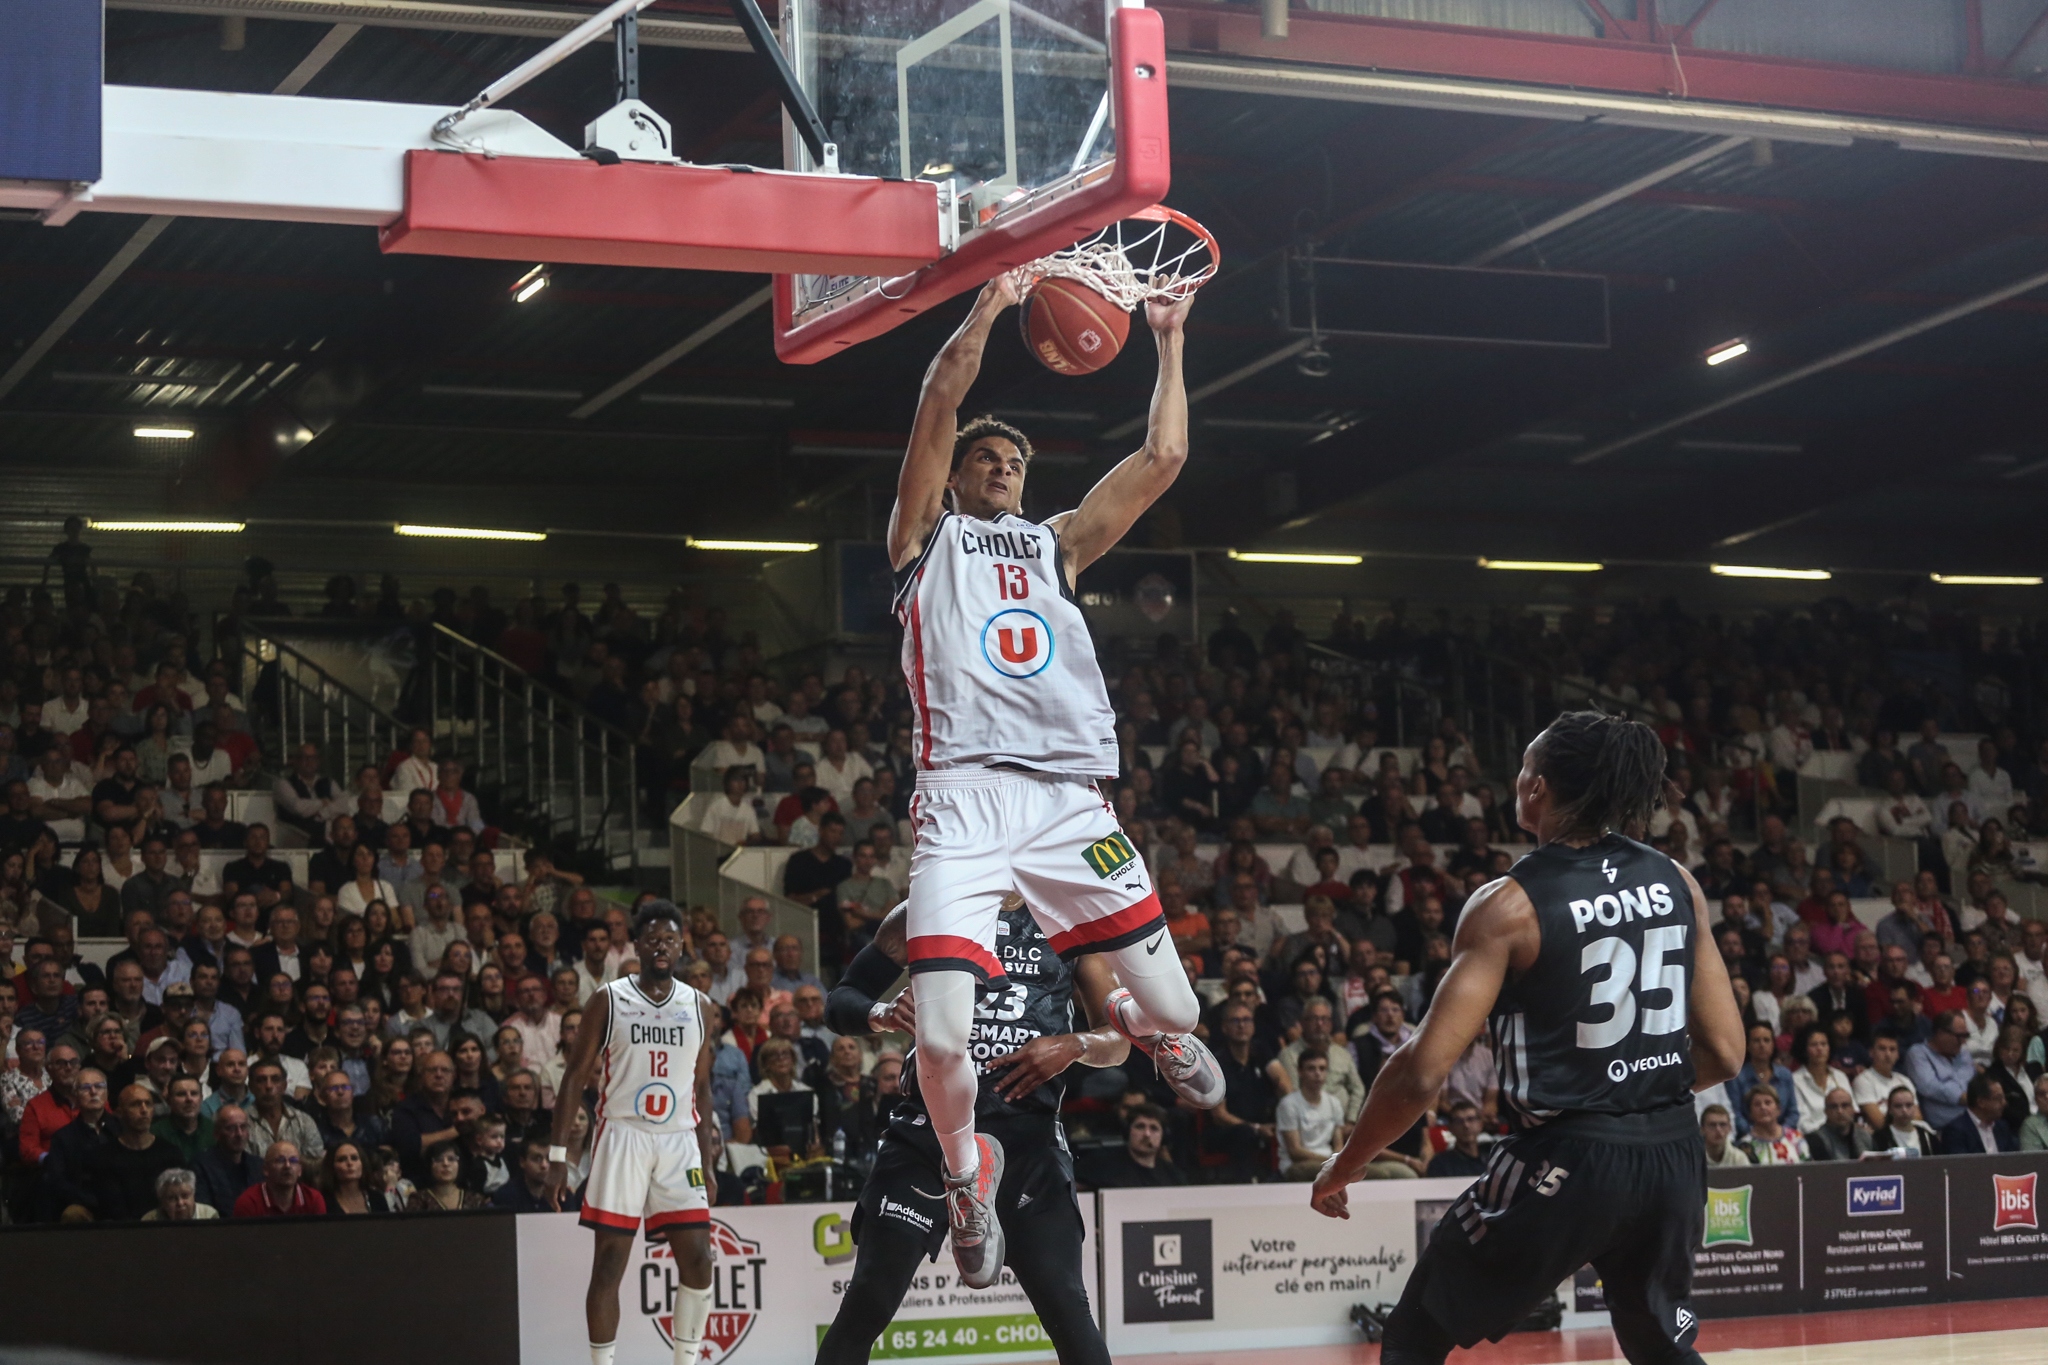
[982,609,1054,679]
[636,1082,679,1122]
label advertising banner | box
[1945,1152,2048,1301]
[1099,1179,1478,1356]
[516,1202,1095,1365]
[1801,1160,1945,1311]
[1692,1170,1804,1317]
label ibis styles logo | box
[1083,833,1138,880]
[1703,1186,1754,1247]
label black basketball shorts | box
[1401,1105,1706,1361]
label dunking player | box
[816,898,1222,1365]
[888,272,1209,1285]
[547,902,720,1365]
[1311,713,1745,1365]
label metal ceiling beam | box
[0,25,361,406]
[110,2,2048,162]
[1572,259,2048,466]
[1151,4,2048,137]
[107,0,752,51]
[1464,134,1746,265]
[568,285,773,419]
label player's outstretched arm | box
[545,985,610,1210]
[693,1013,720,1207]
[1679,864,1745,1089]
[1054,294,1193,576]
[890,273,1024,570]
[985,955,1131,1100]
[1309,877,1530,1219]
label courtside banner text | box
[1098,1179,1477,1355]
[516,1202,1097,1365]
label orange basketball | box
[1021,277,1130,375]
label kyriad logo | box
[640,1220,765,1363]
[1993,1172,2039,1231]
[1847,1174,1905,1218]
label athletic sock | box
[672,1283,713,1365]
[590,1342,616,1365]
[1106,939,1202,1037]
[912,969,983,1179]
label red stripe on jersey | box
[1046,891,1166,955]
[580,1204,640,1231]
[907,587,934,769]
[646,1208,710,1232]
[906,933,1005,979]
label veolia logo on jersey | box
[636,1081,680,1123]
[981,609,1054,678]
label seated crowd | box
[6,565,2048,1215]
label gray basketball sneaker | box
[1108,986,1227,1108]
[945,1133,1007,1290]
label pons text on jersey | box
[1568,882,1676,933]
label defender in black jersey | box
[1312,713,1746,1365]
[816,898,1213,1365]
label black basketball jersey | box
[894,905,1077,1130]
[1492,833,1696,1128]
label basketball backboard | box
[773,0,1171,363]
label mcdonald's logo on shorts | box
[1083,833,1138,880]
[687,1167,706,1189]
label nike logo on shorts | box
[1145,933,1166,955]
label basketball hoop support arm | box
[432,0,659,143]
[727,0,838,173]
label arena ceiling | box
[7,1,2048,584]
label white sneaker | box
[1107,986,1227,1108]
[945,1133,1007,1290]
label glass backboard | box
[781,0,1122,338]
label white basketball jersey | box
[596,976,706,1133]
[895,510,1119,778]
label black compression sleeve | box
[825,942,904,1036]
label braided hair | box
[1529,710,1669,840]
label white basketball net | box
[1022,208,1218,312]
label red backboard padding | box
[379,152,942,277]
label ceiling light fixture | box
[685,538,819,553]
[1710,563,1830,580]
[88,519,244,533]
[512,264,550,303]
[395,524,547,542]
[1227,550,1364,566]
[1704,339,1749,366]
[1478,558,1604,573]
[133,425,195,439]
[1930,573,2043,586]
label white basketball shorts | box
[580,1122,709,1235]
[904,767,1164,980]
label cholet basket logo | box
[640,1219,767,1362]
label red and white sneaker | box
[1107,986,1227,1109]
[945,1133,1007,1289]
